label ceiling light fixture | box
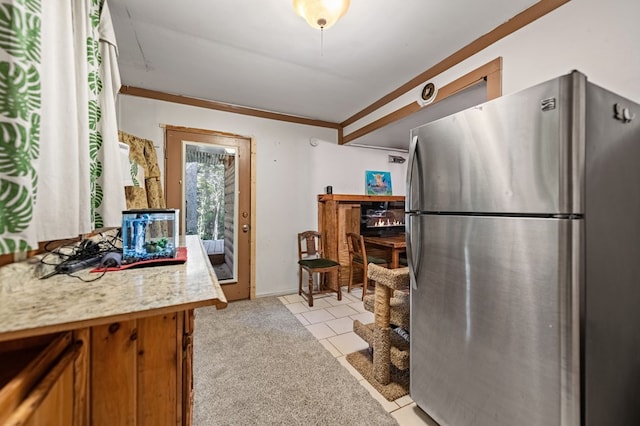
[293,0,350,30]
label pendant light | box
[293,0,350,30]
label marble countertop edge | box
[0,235,227,341]
[0,297,220,343]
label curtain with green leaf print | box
[0,0,41,253]
[0,0,124,254]
[87,0,124,231]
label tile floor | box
[277,288,437,426]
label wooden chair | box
[346,232,388,300]
[297,231,341,307]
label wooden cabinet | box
[89,311,193,426]
[0,236,225,426]
[318,194,405,287]
[0,310,196,426]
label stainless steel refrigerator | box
[406,70,640,426]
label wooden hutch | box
[317,194,405,287]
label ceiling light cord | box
[293,0,349,55]
[317,18,327,56]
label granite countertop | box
[0,235,227,342]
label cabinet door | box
[4,340,81,426]
[91,320,137,425]
[137,313,179,425]
[181,310,195,426]
[91,314,180,426]
[23,354,75,426]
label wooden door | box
[165,127,251,301]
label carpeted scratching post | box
[348,264,410,401]
[374,282,392,384]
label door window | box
[184,143,237,281]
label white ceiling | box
[109,0,538,126]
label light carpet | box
[193,296,398,426]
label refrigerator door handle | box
[406,135,422,289]
[407,213,422,289]
[406,135,420,211]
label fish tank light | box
[121,209,179,264]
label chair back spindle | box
[346,232,387,300]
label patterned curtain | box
[0,0,41,253]
[0,0,125,254]
[89,0,124,229]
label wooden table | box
[363,233,407,269]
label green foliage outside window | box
[194,162,225,241]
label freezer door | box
[410,215,580,426]
[407,71,584,215]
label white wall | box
[117,95,407,297]
[457,0,639,102]
[346,0,640,135]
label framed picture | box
[365,170,392,195]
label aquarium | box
[121,209,179,264]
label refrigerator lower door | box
[410,215,580,426]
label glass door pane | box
[183,142,237,282]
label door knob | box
[242,224,250,233]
